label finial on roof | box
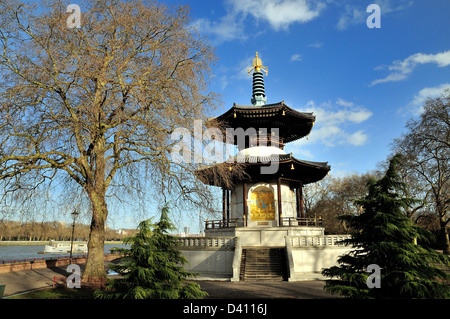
[248,52,268,106]
[248,52,268,75]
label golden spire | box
[248,52,268,75]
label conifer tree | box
[94,205,208,299]
[322,154,450,299]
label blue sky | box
[111,0,450,232]
[174,0,450,179]
[148,0,450,233]
[13,1,450,232]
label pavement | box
[0,261,336,299]
[0,264,76,297]
[195,280,335,299]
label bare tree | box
[393,91,450,254]
[0,0,234,281]
[303,173,374,234]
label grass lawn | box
[6,287,96,299]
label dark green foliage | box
[322,154,450,299]
[94,205,208,299]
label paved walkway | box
[0,262,335,299]
[196,280,335,299]
[0,264,76,297]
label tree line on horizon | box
[0,220,137,242]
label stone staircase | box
[239,247,287,281]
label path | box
[0,262,335,299]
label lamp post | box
[69,210,79,264]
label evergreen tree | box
[322,154,450,299]
[94,205,208,299]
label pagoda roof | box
[196,153,330,188]
[208,101,315,144]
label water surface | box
[0,243,128,263]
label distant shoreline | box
[0,241,123,246]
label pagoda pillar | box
[300,186,304,218]
[243,182,248,226]
[222,188,226,224]
[296,183,304,219]
[277,177,282,226]
[226,189,230,224]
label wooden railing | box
[205,218,245,229]
[280,217,323,227]
[205,217,323,229]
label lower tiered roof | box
[196,153,330,188]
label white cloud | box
[404,83,450,115]
[309,99,372,125]
[371,50,450,86]
[411,83,450,105]
[308,41,323,48]
[212,53,260,94]
[346,130,368,146]
[295,148,315,159]
[229,0,326,31]
[236,54,260,80]
[290,54,302,62]
[193,0,326,44]
[336,0,413,31]
[293,99,372,147]
[336,98,354,107]
[370,73,408,86]
[337,6,365,30]
[191,14,246,44]
[218,75,229,91]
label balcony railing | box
[280,217,323,227]
[205,217,322,229]
[205,218,245,229]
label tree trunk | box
[82,187,108,282]
[439,216,450,255]
[434,199,450,255]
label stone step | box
[246,252,282,255]
[240,248,287,282]
[244,264,283,269]
[245,257,281,261]
[244,263,282,267]
[244,268,283,273]
[244,276,284,282]
[245,257,284,263]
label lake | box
[0,243,128,263]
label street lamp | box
[69,210,79,264]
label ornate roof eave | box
[195,153,330,187]
[206,101,316,144]
[211,101,315,120]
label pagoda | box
[197,53,330,246]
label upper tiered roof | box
[210,101,315,145]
